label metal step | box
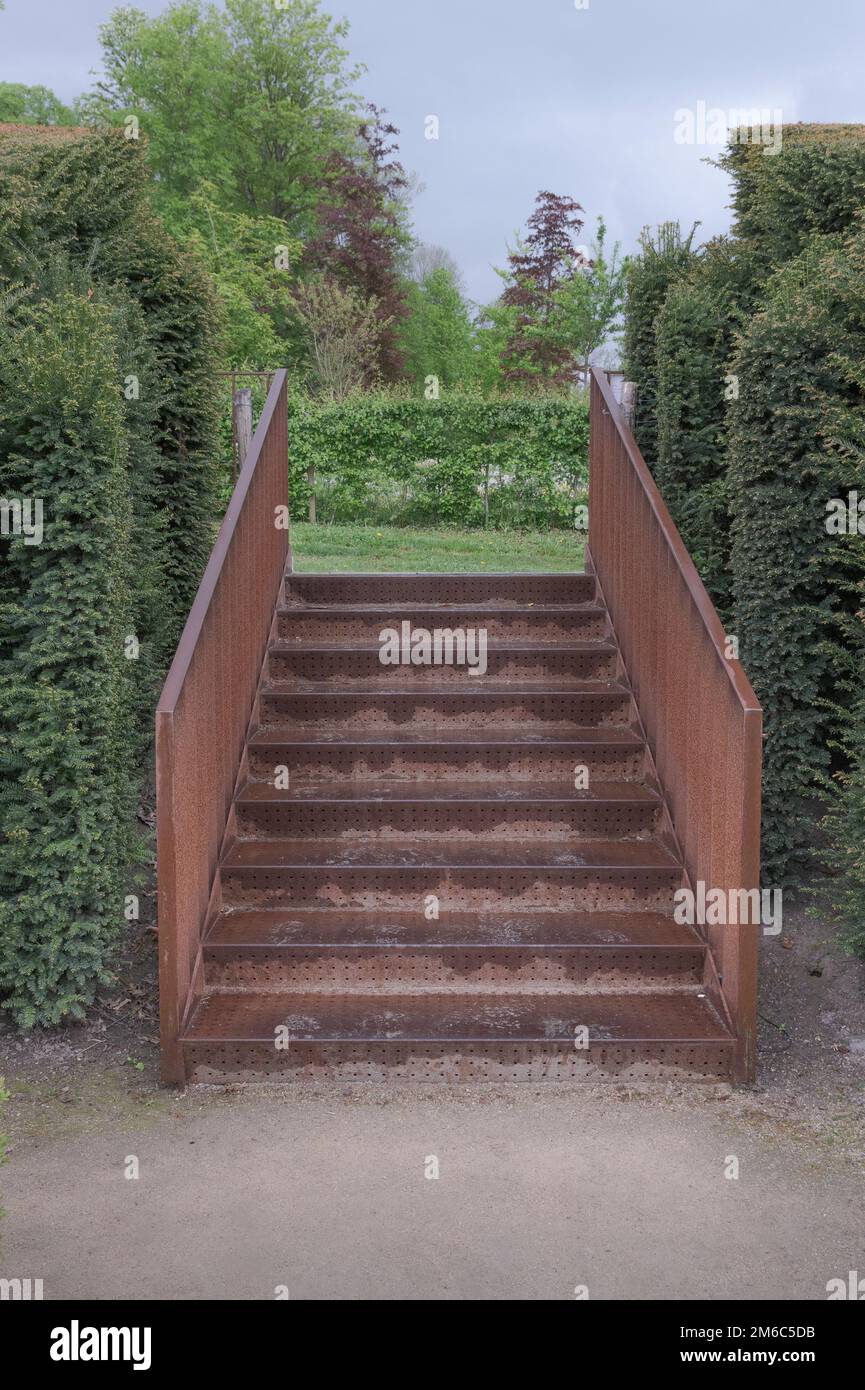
[277,604,610,642]
[266,641,619,686]
[246,727,648,783]
[233,780,663,840]
[218,838,682,914]
[258,684,634,730]
[180,990,735,1082]
[203,909,706,991]
[284,572,596,607]
[179,566,727,1084]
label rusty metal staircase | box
[157,371,762,1086]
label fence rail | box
[588,367,762,1081]
[156,371,288,1082]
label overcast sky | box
[2,0,864,305]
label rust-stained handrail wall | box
[589,367,762,1082]
[156,371,289,1083]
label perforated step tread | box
[261,679,631,697]
[182,990,733,1045]
[235,779,661,806]
[268,640,618,655]
[278,603,609,618]
[205,909,704,950]
[284,573,596,609]
[248,726,645,749]
[222,837,681,870]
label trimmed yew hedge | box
[0,290,139,1023]
[625,127,865,902]
[0,127,220,1025]
[718,123,865,276]
[654,238,760,618]
[622,222,698,467]
[727,233,865,882]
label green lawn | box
[290,523,585,573]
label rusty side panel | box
[156,372,289,1083]
[588,368,762,1082]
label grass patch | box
[290,523,585,573]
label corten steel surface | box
[156,371,289,1083]
[588,367,763,1081]
[159,396,753,1084]
[284,573,597,606]
[169,561,738,1082]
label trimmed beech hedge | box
[0,127,220,1025]
[287,393,590,530]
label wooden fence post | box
[234,387,253,477]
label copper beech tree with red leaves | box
[305,104,410,382]
[501,190,587,387]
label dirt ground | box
[1,891,863,1300]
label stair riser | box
[259,692,632,730]
[266,648,618,686]
[278,610,609,643]
[247,743,647,783]
[183,1041,734,1084]
[204,946,704,991]
[219,868,682,913]
[234,803,661,840]
[285,575,596,607]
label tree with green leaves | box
[547,218,628,379]
[89,0,362,235]
[400,267,477,393]
[499,190,586,387]
[169,183,301,367]
[0,83,81,126]
[293,276,385,402]
[305,104,411,380]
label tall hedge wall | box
[718,124,865,276]
[819,603,865,956]
[287,393,590,530]
[0,290,138,1023]
[0,125,221,667]
[727,232,865,882]
[0,126,221,1025]
[622,222,698,467]
[654,238,760,617]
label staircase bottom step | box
[181,991,734,1083]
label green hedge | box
[286,393,590,530]
[622,222,698,467]
[0,128,221,669]
[728,232,865,883]
[818,606,865,956]
[0,127,220,1025]
[0,290,138,1023]
[718,124,865,276]
[654,238,760,617]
